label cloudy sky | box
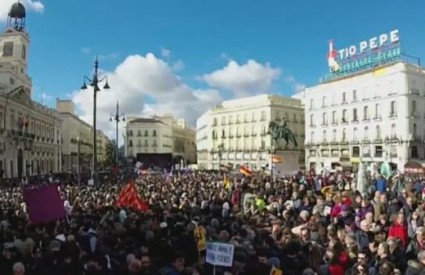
[0,0,424,142]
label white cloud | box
[161,47,171,58]
[71,53,222,142]
[202,59,281,97]
[172,60,185,72]
[0,0,44,22]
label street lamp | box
[80,56,110,184]
[110,101,125,164]
[76,136,81,186]
[217,143,224,170]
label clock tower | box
[0,1,31,97]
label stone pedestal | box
[273,150,301,175]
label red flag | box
[240,166,253,177]
[116,182,149,212]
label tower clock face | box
[3,42,14,57]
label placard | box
[206,242,234,267]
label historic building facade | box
[196,94,305,171]
[56,99,93,173]
[302,62,425,173]
[96,130,112,165]
[124,115,197,167]
[0,2,62,178]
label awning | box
[404,161,425,174]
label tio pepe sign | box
[338,30,399,60]
[326,29,401,79]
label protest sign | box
[206,242,234,267]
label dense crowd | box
[0,168,423,274]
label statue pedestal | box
[273,150,301,175]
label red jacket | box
[388,220,409,247]
[329,264,344,275]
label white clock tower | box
[0,1,32,97]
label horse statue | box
[268,119,298,149]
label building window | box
[352,90,357,101]
[213,118,217,126]
[390,101,397,117]
[332,111,336,124]
[376,125,381,140]
[412,100,417,116]
[310,114,314,126]
[342,92,346,103]
[153,130,157,136]
[363,106,369,120]
[212,130,217,139]
[251,113,255,122]
[352,108,358,122]
[332,129,337,142]
[310,131,315,143]
[391,123,396,138]
[375,103,381,119]
[221,117,225,125]
[322,112,327,125]
[364,126,369,140]
[144,140,148,147]
[144,130,148,137]
[352,146,360,157]
[229,116,233,124]
[260,112,266,121]
[323,130,327,142]
[412,123,417,138]
[322,96,326,107]
[375,146,383,158]
[412,146,419,158]
[309,99,314,109]
[342,110,347,123]
[129,140,133,146]
[353,127,358,141]
[342,128,346,141]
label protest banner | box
[206,242,234,268]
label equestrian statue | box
[268,118,298,149]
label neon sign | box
[325,29,401,81]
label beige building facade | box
[56,100,93,173]
[96,130,112,165]
[124,114,197,166]
[196,94,305,172]
[0,4,62,178]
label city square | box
[0,0,424,274]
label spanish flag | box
[116,181,149,212]
[240,166,253,177]
[272,155,282,163]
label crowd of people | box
[0,168,423,274]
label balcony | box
[373,138,383,144]
[9,130,35,140]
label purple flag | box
[23,184,66,225]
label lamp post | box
[110,101,125,164]
[80,56,110,184]
[217,143,224,170]
[76,136,81,186]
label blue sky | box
[1,0,425,135]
